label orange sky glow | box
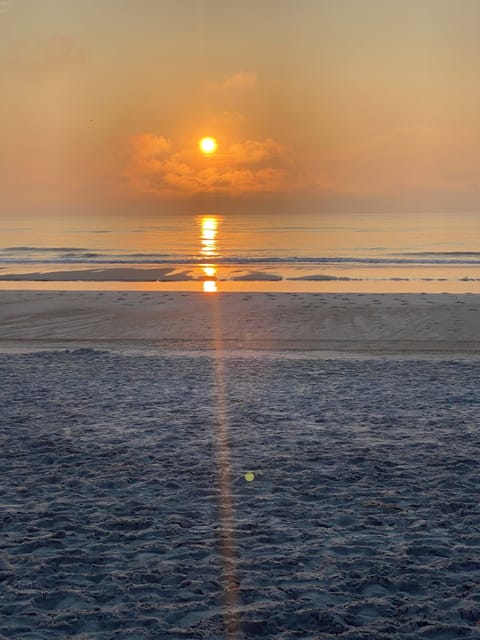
[1,0,480,215]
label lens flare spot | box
[244,471,255,482]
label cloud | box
[206,72,257,93]
[130,134,172,157]
[115,123,480,204]
[208,110,247,129]
[122,135,291,196]
[228,139,285,164]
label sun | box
[199,136,218,155]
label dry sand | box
[2,343,480,638]
[0,290,479,353]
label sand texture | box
[1,291,480,638]
[0,291,479,353]
[1,351,479,638]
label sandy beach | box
[4,0,480,636]
[1,291,480,638]
[1,291,480,354]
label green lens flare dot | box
[244,471,255,482]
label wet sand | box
[0,291,479,354]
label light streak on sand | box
[199,215,239,637]
[211,297,240,638]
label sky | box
[1,0,480,217]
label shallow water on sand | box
[2,211,480,292]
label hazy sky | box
[1,0,480,216]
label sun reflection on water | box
[203,279,217,293]
[199,216,220,293]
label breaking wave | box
[3,247,480,266]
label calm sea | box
[1,211,480,292]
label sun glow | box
[203,266,216,278]
[199,216,220,293]
[203,279,218,293]
[200,217,219,257]
[199,136,218,155]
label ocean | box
[1,211,480,292]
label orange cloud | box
[122,134,291,196]
[128,134,172,169]
[117,124,480,203]
[206,72,257,93]
[228,139,285,164]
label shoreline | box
[1,279,480,294]
[1,290,479,355]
